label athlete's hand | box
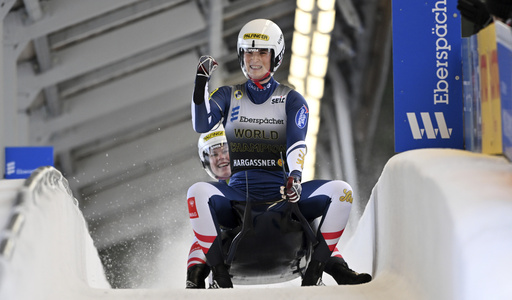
[280,185,287,201]
[286,176,302,203]
[196,55,218,79]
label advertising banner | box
[5,146,54,179]
[478,23,503,154]
[461,35,482,152]
[495,21,512,161]
[393,0,464,152]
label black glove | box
[457,0,492,32]
[286,175,302,203]
[196,55,218,79]
[193,55,218,105]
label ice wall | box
[0,167,110,300]
[340,148,512,300]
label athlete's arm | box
[191,56,231,133]
[191,81,231,133]
[285,90,309,180]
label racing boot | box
[209,264,233,288]
[186,264,210,289]
[301,260,326,286]
[324,256,372,285]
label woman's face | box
[243,48,272,82]
[209,143,230,179]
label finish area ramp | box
[0,149,511,300]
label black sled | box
[219,197,317,285]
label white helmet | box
[198,124,230,180]
[237,19,285,80]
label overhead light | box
[292,32,311,57]
[307,76,324,99]
[307,98,321,135]
[290,0,336,181]
[305,135,317,153]
[317,0,335,11]
[309,54,328,77]
[317,10,336,33]
[290,55,309,79]
[304,134,317,181]
[307,97,321,113]
[294,9,312,34]
[308,120,320,138]
[288,76,305,95]
[311,31,331,55]
[298,0,315,11]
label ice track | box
[0,149,511,300]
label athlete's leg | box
[314,232,371,284]
[187,237,207,269]
[187,182,223,262]
[185,238,210,288]
[298,179,370,286]
[186,181,243,288]
[324,255,372,285]
[300,180,353,260]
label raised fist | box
[196,55,218,79]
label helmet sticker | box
[202,130,224,142]
[295,105,309,129]
[243,33,270,41]
[245,48,271,52]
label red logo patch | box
[188,197,199,219]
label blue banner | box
[496,21,512,161]
[5,147,54,179]
[393,0,464,152]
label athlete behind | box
[186,125,230,289]
[188,19,371,288]
[197,125,230,181]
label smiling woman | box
[188,18,371,288]
[243,48,272,86]
[208,144,230,179]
